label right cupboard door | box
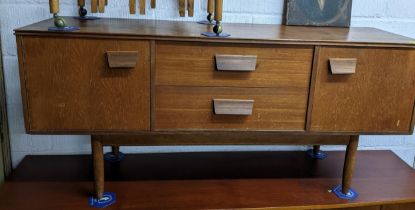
[310,47,415,133]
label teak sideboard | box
[14,18,415,204]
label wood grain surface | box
[14,18,415,48]
[97,133,350,145]
[140,0,145,14]
[342,136,359,194]
[3,151,415,210]
[129,0,136,14]
[98,0,105,13]
[106,51,138,68]
[155,86,308,130]
[310,47,415,133]
[187,0,194,17]
[383,203,415,210]
[156,41,313,88]
[91,0,98,13]
[49,0,59,13]
[329,58,357,74]
[215,0,223,21]
[78,0,85,6]
[213,99,254,115]
[91,136,104,199]
[18,37,151,132]
[215,54,258,71]
[179,0,185,17]
[207,0,214,14]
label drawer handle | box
[107,51,138,68]
[215,55,257,71]
[213,99,254,115]
[329,58,357,74]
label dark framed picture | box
[284,0,353,27]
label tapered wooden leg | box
[313,145,321,155]
[91,136,104,199]
[306,144,327,159]
[342,135,359,195]
[111,146,120,156]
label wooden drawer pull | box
[107,51,138,68]
[213,99,254,115]
[215,55,257,71]
[329,58,357,74]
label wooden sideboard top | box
[15,17,415,47]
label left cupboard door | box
[17,37,150,133]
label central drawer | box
[155,41,313,131]
[156,41,314,88]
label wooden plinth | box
[1,151,415,210]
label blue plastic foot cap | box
[332,184,359,200]
[306,149,328,160]
[104,152,125,163]
[89,192,116,208]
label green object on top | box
[54,16,67,28]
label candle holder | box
[201,0,230,37]
[75,5,100,20]
[48,14,80,32]
[48,0,80,32]
[197,12,215,25]
[198,0,214,25]
[202,21,230,37]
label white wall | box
[0,0,415,168]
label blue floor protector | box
[104,152,125,163]
[201,32,231,38]
[75,16,100,20]
[48,26,80,32]
[197,20,215,25]
[332,184,359,200]
[306,149,328,160]
[89,192,116,208]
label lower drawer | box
[155,86,308,131]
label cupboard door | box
[310,47,415,133]
[19,37,150,132]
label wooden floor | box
[1,151,415,210]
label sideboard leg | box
[104,145,125,163]
[92,137,104,199]
[306,145,327,159]
[111,146,120,156]
[342,136,359,194]
[332,135,359,200]
[89,136,116,208]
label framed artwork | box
[284,0,353,27]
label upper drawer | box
[310,47,415,133]
[155,41,314,88]
[19,37,150,132]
